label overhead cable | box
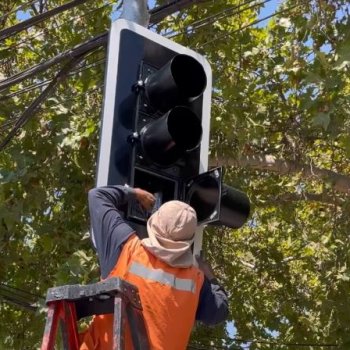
[0,1,117,54]
[0,55,105,101]
[0,54,86,151]
[149,0,210,24]
[167,0,271,39]
[0,32,108,92]
[200,3,302,48]
[0,282,42,299]
[0,0,39,22]
[0,84,104,134]
[0,0,94,42]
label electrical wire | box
[0,284,41,312]
[0,294,38,311]
[186,0,264,28]
[0,82,104,133]
[0,282,42,299]
[0,80,49,101]
[0,53,105,101]
[200,3,302,48]
[166,0,271,39]
[0,0,39,22]
[0,282,43,312]
[44,83,104,106]
[135,0,219,20]
[0,50,104,137]
[0,1,117,54]
[0,83,104,133]
[149,0,180,14]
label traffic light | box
[96,19,250,237]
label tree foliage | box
[1,0,350,349]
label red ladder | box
[41,277,149,350]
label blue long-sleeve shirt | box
[88,185,229,325]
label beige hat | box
[141,201,198,268]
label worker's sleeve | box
[88,186,136,279]
[196,277,229,325]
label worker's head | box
[147,200,197,242]
[142,201,198,267]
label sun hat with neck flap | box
[141,200,198,268]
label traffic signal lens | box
[171,54,207,100]
[168,106,202,150]
[140,106,202,166]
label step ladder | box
[40,277,150,350]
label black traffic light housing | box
[96,19,250,237]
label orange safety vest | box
[79,235,204,350]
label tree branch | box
[240,259,256,270]
[0,33,107,92]
[0,54,86,151]
[267,192,344,207]
[0,0,90,42]
[211,154,350,195]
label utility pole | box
[120,0,150,27]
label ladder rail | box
[41,302,61,350]
[61,301,80,350]
[113,296,126,350]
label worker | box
[79,185,229,350]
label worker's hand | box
[195,255,216,281]
[134,188,156,211]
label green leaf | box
[312,112,330,130]
[339,135,350,158]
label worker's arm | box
[88,186,155,279]
[195,255,229,325]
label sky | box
[259,0,280,18]
[16,9,31,21]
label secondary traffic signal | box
[96,19,250,236]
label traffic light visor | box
[145,54,207,112]
[185,168,222,224]
[219,185,250,228]
[187,177,220,223]
[140,106,202,166]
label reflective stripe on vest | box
[129,262,196,293]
